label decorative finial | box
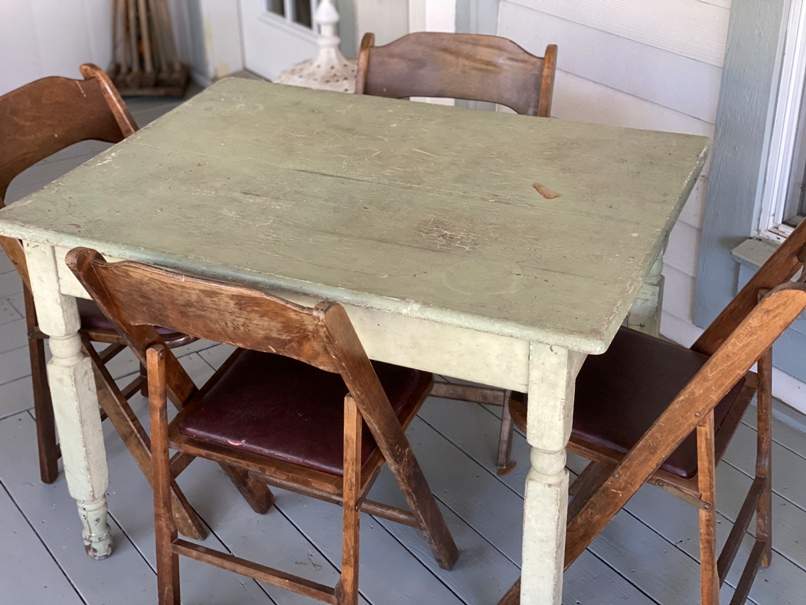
[277,0,357,93]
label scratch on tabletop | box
[532,182,560,200]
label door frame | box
[240,0,320,80]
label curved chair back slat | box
[355,32,557,117]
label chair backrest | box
[66,248,398,430]
[0,64,137,287]
[565,218,806,566]
[355,32,557,117]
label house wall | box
[0,0,199,95]
[0,0,113,95]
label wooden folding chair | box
[67,247,459,605]
[499,221,806,604]
[356,31,557,472]
[355,31,556,117]
[0,65,270,539]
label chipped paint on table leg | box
[24,242,112,560]
[78,496,113,559]
[521,342,585,605]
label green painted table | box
[0,79,708,604]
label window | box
[267,0,315,29]
[758,0,806,241]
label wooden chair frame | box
[0,65,269,537]
[500,221,806,604]
[67,248,458,605]
[0,63,137,483]
[355,31,557,117]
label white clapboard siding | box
[660,311,703,347]
[502,0,729,66]
[660,264,696,321]
[551,70,714,137]
[680,177,708,229]
[0,0,113,95]
[701,0,731,8]
[498,2,723,121]
[665,220,701,277]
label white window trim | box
[758,0,806,242]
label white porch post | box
[408,0,456,32]
[408,0,457,106]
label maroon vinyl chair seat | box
[571,327,750,479]
[77,298,185,340]
[174,350,433,475]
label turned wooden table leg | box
[520,343,585,605]
[627,253,665,336]
[24,242,113,559]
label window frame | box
[757,0,806,242]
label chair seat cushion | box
[572,328,748,479]
[174,350,432,475]
[78,298,118,332]
[78,299,181,339]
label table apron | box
[53,245,531,392]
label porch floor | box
[1,96,805,605]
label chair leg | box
[148,346,181,605]
[697,412,719,605]
[568,460,615,522]
[373,413,458,569]
[219,465,275,515]
[336,395,361,605]
[139,362,148,397]
[392,462,457,569]
[24,287,59,484]
[757,349,773,567]
[83,338,209,539]
[496,391,516,475]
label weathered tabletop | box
[0,78,709,604]
[0,78,707,354]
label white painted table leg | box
[521,343,585,604]
[24,242,112,559]
[626,253,665,336]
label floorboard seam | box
[369,511,469,605]
[721,457,806,518]
[583,548,663,605]
[739,417,806,463]
[0,478,88,605]
[5,295,24,318]
[174,505,279,605]
[416,413,523,500]
[428,490,520,567]
[268,500,371,605]
[0,406,34,423]
[718,459,806,575]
